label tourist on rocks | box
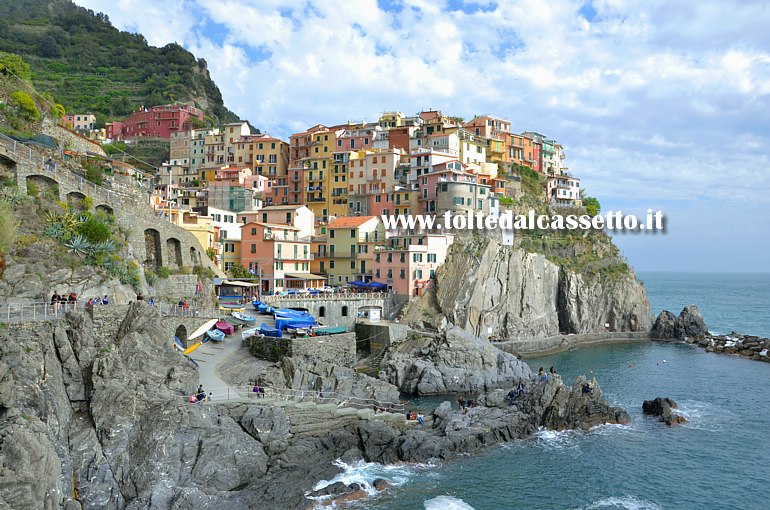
[417,413,426,426]
[582,381,593,395]
[102,294,109,305]
[457,396,469,413]
[538,367,549,382]
[197,385,204,394]
[549,366,558,377]
[195,391,207,403]
[207,392,213,402]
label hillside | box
[0,0,239,125]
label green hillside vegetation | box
[0,0,238,126]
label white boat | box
[231,311,257,324]
[242,327,259,339]
[188,319,218,341]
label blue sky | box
[74,0,770,272]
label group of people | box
[251,383,267,398]
[537,366,558,382]
[189,385,212,404]
[86,295,110,306]
[406,411,426,425]
[177,299,190,316]
[507,381,527,404]
[50,291,78,311]
[456,396,480,413]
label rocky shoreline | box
[0,303,631,509]
[651,304,770,364]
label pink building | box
[240,222,323,294]
[215,165,252,185]
[107,104,204,141]
[372,233,454,296]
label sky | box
[73,0,770,272]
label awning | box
[284,273,326,280]
[220,279,259,287]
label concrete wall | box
[248,332,356,368]
[496,331,652,357]
[151,274,214,305]
[262,296,390,330]
[355,322,411,355]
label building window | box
[400,269,405,279]
[341,305,348,316]
[330,260,335,268]
[251,244,256,253]
[251,227,257,235]
[330,230,335,239]
[319,306,326,317]
[224,262,234,271]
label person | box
[148,297,154,306]
[50,291,59,308]
[178,299,184,314]
[582,381,593,395]
[102,294,109,305]
[417,413,425,426]
[507,388,518,405]
[549,366,557,376]
[373,405,384,414]
[189,395,198,404]
[538,367,548,382]
[196,391,206,403]
[207,392,213,402]
[456,396,469,412]
[308,326,316,337]
[183,299,189,317]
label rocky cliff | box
[0,303,630,509]
[408,229,651,341]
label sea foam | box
[424,495,476,510]
[580,495,663,509]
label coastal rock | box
[379,326,532,395]
[642,397,687,426]
[652,305,708,341]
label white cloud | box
[72,0,770,210]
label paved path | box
[189,310,274,401]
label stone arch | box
[95,204,113,215]
[166,237,182,268]
[190,246,201,266]
[319,306,326,318]
[175,324,188,348]
[26,174,59,199]
[66,191,86,207]
[144,228,162,268]
[341,305,348,317]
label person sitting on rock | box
[197,385,204,394]
[549,366,558,376]
[188,395,197,404]
[456,396,468,411]
[538,367,549,382]
[582,382,593,395]
[417,413,425,425]
[196,391,206,403]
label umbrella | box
[188,319,218,340]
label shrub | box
[15,234,38,250]
[77,217,111,243]
[80,196,94,210]
[0,202,18,256]
[52,103,65,120]
[26,182,39,197]
[156,266,172,278]
[10,92,40,121]
[144,268,157,286]
[499,197,515,205]
[85,166,103,185]
[0,52,32,81]
[583,196,601,217]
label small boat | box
[252,300,264,310]
[259,323,282,338]
[207,329,226,342]
[242,327,259,339]
[256,303,274,314]
[215,321,235,335]
[174,336,185,350]
[188,319,219,341]
[231,311,257,324]
[286,327,307,336]
[314,326,347,336]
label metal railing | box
[0,301,227,323]
[263,292,388,301]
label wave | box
[535,422,636,450]
[675,399,732,432]
[578,495,663,509]
[308,458,430,507]
[424,495,476,510]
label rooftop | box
[329,216,378,228]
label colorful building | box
[63,113,96,131]
[372,233,454,296]
[107,104,204,140]
[327,216,385,285]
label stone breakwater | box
[651,304,770,364]
[689,332,770,362]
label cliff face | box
[412,229,651,340]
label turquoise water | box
[640,272,770,338]
[317,272,770,509]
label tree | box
[52,103,66,119]
[10,91,40,120]
[583,195,601,217]
[0,52,32,81]
[229,263,250,279]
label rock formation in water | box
[0,303,630,509]
[651,305,709,340]
[642,397,687,426]
[406,229,651,342]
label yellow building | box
[378,111,405,129]
[327,216,385,285]
[305,128,344,223]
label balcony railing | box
[263,233,312,242]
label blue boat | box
[275,316,316,331]
[207,329,226,342]
[259,323,282,338]
[252,300,264,310]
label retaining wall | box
[248,332,356,368]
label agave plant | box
[92,239,118,254]
[0,187,27,205]
[43,223,66,240]
[65,234,93,257]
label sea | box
[310,272,770,509]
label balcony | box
[328,252,357,259]
[263,232,312,242]
[275,253,314,261]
